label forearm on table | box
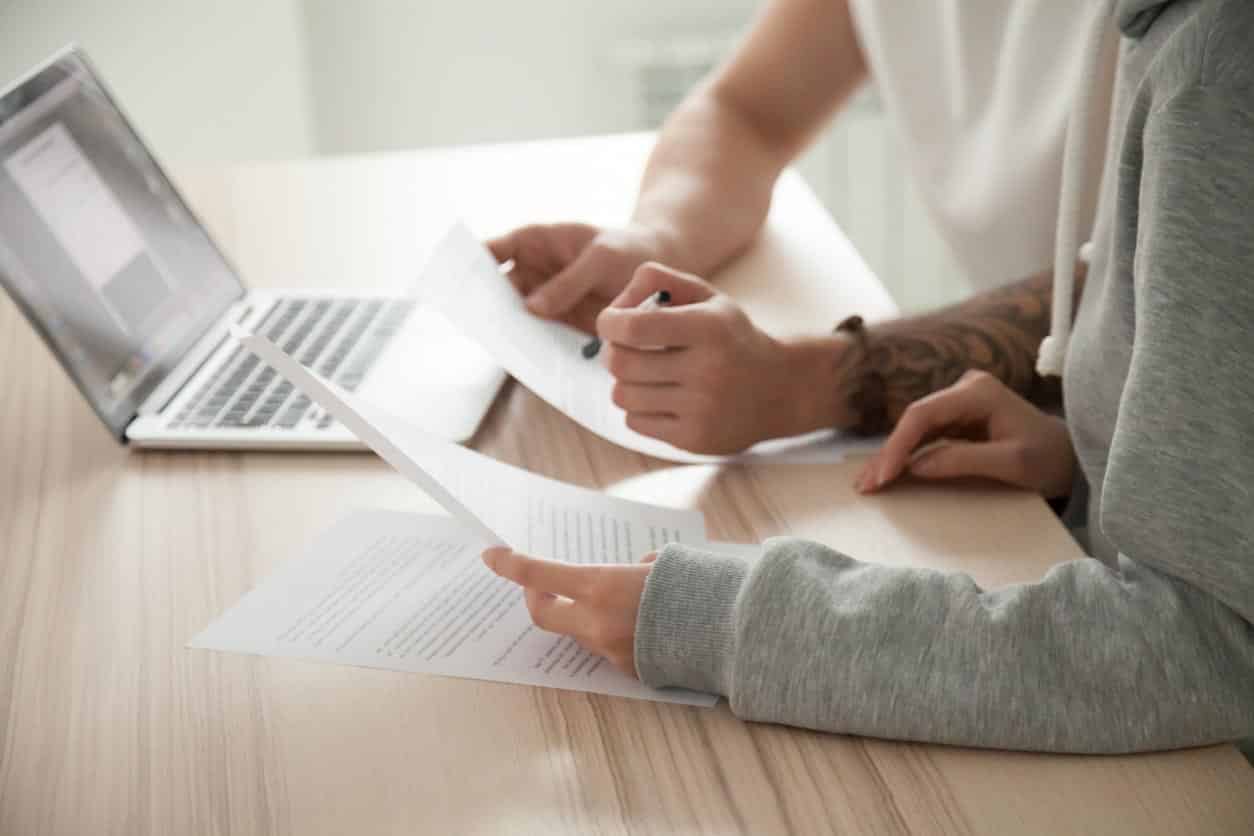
[636,539,1254,753]
[777,265,1085,436]
[863,265,1086,419]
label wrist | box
[776,334,862,435]
[625,217,687,269]
[635,543,746,695]
[628,212,731,278]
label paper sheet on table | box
[234,328,707,554]
[190,510,720,706]
[414,223,881,464]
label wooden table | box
[2,134,1250,835]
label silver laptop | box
[0,48,506,450]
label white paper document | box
[190,510,720,705]
[415,223,880,464]
[205,333,766,703]
[235,327,707,552]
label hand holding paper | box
[196,327,764,705]
[416,223,881,464]
[191,510,719,706]
[200,331,718,704]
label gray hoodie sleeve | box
[636,539,1252,753]
[633,83,1254,754]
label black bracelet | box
[834,315,890,435]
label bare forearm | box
[632,0,867,278]
[632,94,787,278]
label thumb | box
[609,262,715,309]
[527,244,611,317]
[908,440,1026,485]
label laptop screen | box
[0,49,244,438]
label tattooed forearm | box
[838,264,1085,434]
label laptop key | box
[168,297,410,433]
[275,395,312,428]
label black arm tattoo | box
[839,264,1086,434]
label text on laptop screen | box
[0,50,244,437]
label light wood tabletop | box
[1,134,1251,835]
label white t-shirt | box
[848,0,1117,288]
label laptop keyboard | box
[168,297,414,431]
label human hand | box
[481,547,657,677]
[487,222,674,334]
[856,370,1075,497]
[596,262,848,454]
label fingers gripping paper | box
[190,510,720,706]
[198,331,718,704]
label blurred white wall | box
[301,0,756,152]
[0,0,315,161]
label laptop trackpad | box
[356,307,504,441]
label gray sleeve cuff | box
[634,543,749,696]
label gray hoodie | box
[634,0,1254,753]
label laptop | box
[0,47,506,450]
